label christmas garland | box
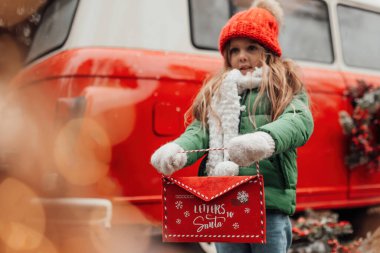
[290,209,361,253]
[339,80,380,172]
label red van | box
[3,0,380,250]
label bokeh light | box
[0,178,45,251]
[54,118,111,186]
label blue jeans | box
[215,212,292,253]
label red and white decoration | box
[162,175,266,243]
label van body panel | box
[12,47,380,220]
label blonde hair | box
[185,41,304,128]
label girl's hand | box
[150,143,187,175]
[226,132,275,166]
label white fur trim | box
[151,143,187,175]
[206,68,262,175]
[226,131,275,167]
[237,69,262,94]
[252,0,283,27]
[212,161,239,176]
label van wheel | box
[347,206,380,238]
[199,242,217,253]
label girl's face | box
[228,38,265,75]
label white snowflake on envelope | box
[237,191,249,203]
[175,201,183,209]
[233,222,240,230]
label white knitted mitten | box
[227,131,275,166]
[150,143,187,175]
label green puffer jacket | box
[174,89,314,215]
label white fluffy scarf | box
[206,68,263,176]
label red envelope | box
[162,175,266,243]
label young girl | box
[151,0,314,252]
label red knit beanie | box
[219,0,283,56]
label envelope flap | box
[164,175,257,202]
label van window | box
[278,0,332,63]
[26,0,79,63]
[189,0,333,63]
[189,0,231,50]
[337,5,380,70]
